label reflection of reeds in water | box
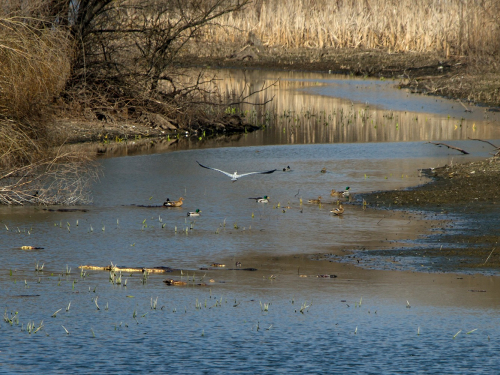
[206,0,499,56]
[210,70,495,143]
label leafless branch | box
[0,151,99,205]
[468,137,499,150]
[428,142,469,154]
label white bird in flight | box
[196,161,277,182]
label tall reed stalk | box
[206,0,500,56]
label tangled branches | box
[0,151,99,206]
[1,2,256,206]
[0,14,96,205]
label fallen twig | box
[468,138,499,150]
[428,142,469,154]
[458,100,472,112]
[79,265,173,273]
[484,247,496,265]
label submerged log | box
[163,279,207,287]
[227,267,258,271]
[79,265,173,273]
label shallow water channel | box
[1,70,500,373]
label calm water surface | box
[1,70,500,373]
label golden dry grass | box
[209,0,500,56]
[0,17,70,167]
[0,17,96,205]
[0,18,70,121]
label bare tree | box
[63,0,251,101]
[0,151,99,205]
[1,1,254,205]
[2,0,251,110]
[0,8,95,205]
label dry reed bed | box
[205,0,500,56]
[0,18,69,119]
[0,18,96,205]
[0,17,70,165]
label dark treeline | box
[0,0,251,205]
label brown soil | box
[52,113,259,146]
[362,156,500,209]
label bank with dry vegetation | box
[0,0,255,205]
[181,0,500,105]
[217,0,500,55]
[0,17,97,205]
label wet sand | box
[357,157,500,271]
[192,250,500,309]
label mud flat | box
[354,156,500,272]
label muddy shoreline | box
[177,46,500,107]
[58,47,500,147]
[354,156,500,272]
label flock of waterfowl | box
[160,162,351,217]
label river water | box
[1,70,500,373]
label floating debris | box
[227,267,258,271]
[163,279,207,287]
[79,265,174,273]
[43,208,89,212]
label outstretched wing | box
[238,169,277,178]
[196,161,234,178]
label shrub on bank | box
[0,17,70,167]
[0,17,96,205]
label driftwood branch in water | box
[468,137,500,150]
[458,100,472,112]
[79,265,173,273]
[428,142,469,154]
